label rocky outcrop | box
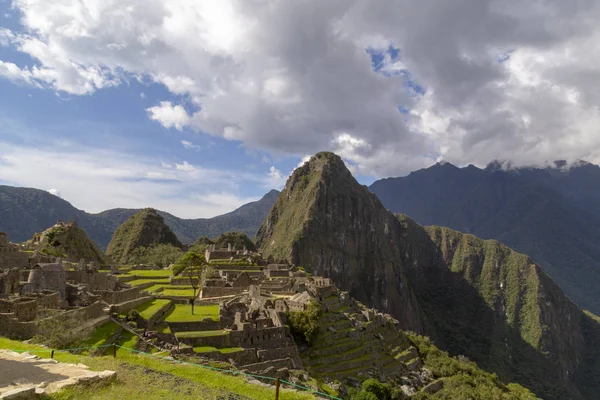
[256,152,427,332]
[106,208,182,264]
[25,222,108,265]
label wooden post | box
[275,377,280,400]
[112,344,116,358]
[51,350,54,359]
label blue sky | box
[1,0,599,217]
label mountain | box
[256,152,600,400]
[25,221,109,264]
[106,208,182,265]
[369,161,600,315]
[0,185,279,248]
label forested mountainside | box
[256,152,600,400]
[369,161,600,315]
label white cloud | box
[140,92,146,99]
[174,161,196,172]
[47,188,62,198]
[181,140,201,150]
[0,139,267,218]
[4,0,600,176]
[146,101,191,130]
[297,155,312,168]
[268,166,282,180]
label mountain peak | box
[106,207,183,264]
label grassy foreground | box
[0,337,315,400]
[165,304,219,322]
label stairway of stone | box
[302,291,422,381]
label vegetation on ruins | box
[172,251,206,276]
[106,208,183,265]
[287,300,322,345]
[349,379,405,400]
[173,251,212,314]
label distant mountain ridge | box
[369,160,600,314]
[0,185,279,248]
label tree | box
[175,252,212,315]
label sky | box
[1,0,600,218]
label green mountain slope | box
[0,185,279,248]
[106,208,183,264]
[369,162,600,315]
[256,151,600,400]
[26,222,109,264]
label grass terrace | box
[161,288,197,297]
[194,346,243,354]
[144,284,170,293]
[175,330,228,339]
[124,269,173,278]
[165,304,219,323]
[127,278,170,287]
[136,299,172,320]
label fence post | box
[51,350,54,359]
[275,377,280,400]
[113,344,116,358]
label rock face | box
[106,208,183,264]
[25,222,108,265]
[256,151,600,400]
[257,152,427,332]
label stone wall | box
[170,277,197,286]
[230,326,291,349]
[177,333,232,348]
[14,298,38,321]
[0,313,36,339]
[29,291,61,309]
[257,346,299,362]
[95,287,141,304]
[0,268,21,294]
[110,296,153,314]
[167,319,221,333]
[24,264,67,300]
[0,236,30,269]
[241,358,296,373]
[201,287,245,298]
[65,271,117,291]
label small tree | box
[176,252,212,315]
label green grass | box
[194,346,243,354]
[74,322,121,351]
[129,269,173,277]
[165,304,219,323]
[175,330,228,338]
[0,337,314,400]
[144,284,169,293]
[136,299,172,320]
[161,288,196,297]
[128,278,170,286]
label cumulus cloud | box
[3,0,600,176]
[146,101,191,130]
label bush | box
[287,300,322,345]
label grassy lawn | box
[128,278,170,286]
[136,299,172,320]
[164,304,219,323]
[161,288,196,297]
[194,346,243,354]
[175,330,228,338]
[0,338,314,400]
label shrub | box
[287,300,322,345]
[34,314,89,349]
